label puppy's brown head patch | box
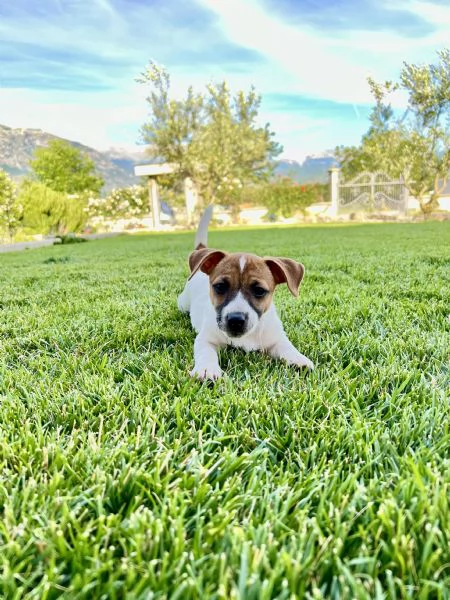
[209,253,276,317]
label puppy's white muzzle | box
[218,292,259,338]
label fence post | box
[148,177,161,229]
[402,177,409,215]
[329,168,340,217]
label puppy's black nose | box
[226,312,248,336]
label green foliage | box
[262,179,326,218]
[43,256,71,264]
[88,185,149,220]
[138,62,282,204]
[2,140,101,238]
[30,139,104,195]
[229,179,326,219]
[54,234,88,245]
[0,223,448,598]
[18,181,87,235]
[336,49,450,215]
[0,169,22,241]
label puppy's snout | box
[226,312,248,336]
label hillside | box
[0,125,146,192]
[0,124,336,192]
[274,153,337,183]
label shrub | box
[227,179,327,219]
[18,181,87,236]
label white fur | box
[219,291,259,334]
[195,205,213,248]
[239,255,247,272]
[178,271,314,380]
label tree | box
[336,49,450,215]
[30,139,104,196]
[19,181,86,236]
[138,62,282,206]
[0,169,22,242]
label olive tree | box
[337,49,450,214]
[138,62,282,207]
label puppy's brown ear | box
[188,248,227,279]
[264,257,305,297]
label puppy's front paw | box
[292,353,314,371]
[190,363,223,381]
[277,347,314,370]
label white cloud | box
[197,0,450,105]
[197,0,373,103]
[2,0,449,159]
[412,0,450,29]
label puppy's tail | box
[194,205,213,249]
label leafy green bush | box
[228,178,328,219]
[18,181,87,236]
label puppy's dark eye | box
[252,285,268,298]
[213,281,229,295]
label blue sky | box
[1,0,449,161]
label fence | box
[329,168,408,216]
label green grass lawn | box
[0,222,449,599]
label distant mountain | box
[0,125,147,192]
[0,123,337,193]
[274,153,338,183]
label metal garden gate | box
[337,171,408,215]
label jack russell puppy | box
[178,206,314,380]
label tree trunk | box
[419,192,440,217]
[230,204,240,224]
